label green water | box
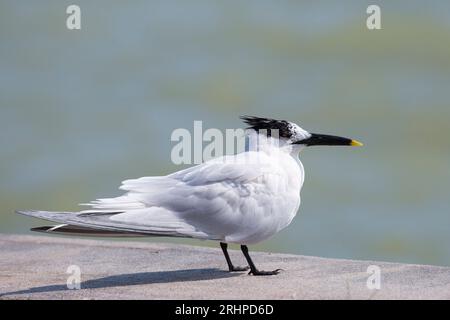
[1,1,450,266]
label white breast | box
[222,149,304,244]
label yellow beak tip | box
[350,140,364,147]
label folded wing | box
[18,152,275,240]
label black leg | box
[220,242,249,272]
[240,245,281,276]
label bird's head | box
[241,116,363,149]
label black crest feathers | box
[240,116,293,138]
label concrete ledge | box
[1,234,449,299]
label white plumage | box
[18,116,361,275]
[80,132,305,244]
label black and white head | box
[241,116,363,147]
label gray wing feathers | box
[16,210,218,239]
[16,153,272,240]
[31,224,150,237]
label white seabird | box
[17,116,362,275]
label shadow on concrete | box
[0,268,239,298]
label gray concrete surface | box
[1,234,449,299]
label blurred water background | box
[1,0,450,266]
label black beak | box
[295,133,363,147]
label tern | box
[17,116,362,276]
